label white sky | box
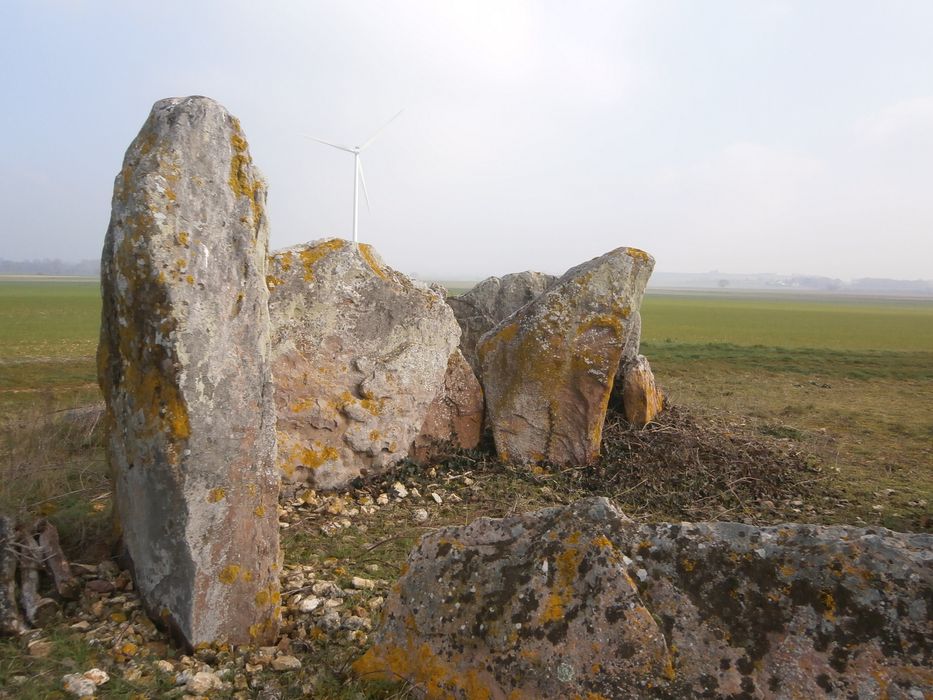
[2,0,932,280]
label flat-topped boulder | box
[97,96,280,648]
[356,497,932,699]
[477,247,654,466]
[268,239,460,490]
[447,271,556,377]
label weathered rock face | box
[268,239,460,490]
[447,271,556,377]
[409,349,484,463]
[356,498,932,699]
[477,248,654,466]
[97,97,280,648]
[620,354,664,426]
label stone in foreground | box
[447,271,556,377]
[409,349,484,463]
[98,96,280,648]
[620,354,664,426]
[268,239,460,490]
[356,498,932,699]
[477,248,653,466]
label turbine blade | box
[358,158,371,212]
[300,133,355,153]
[360,109,405,150]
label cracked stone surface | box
[98,96,280,648]
[477,247,654,466]
[446,271,556,378]
[356,497,932,699]
[268,238,460,490]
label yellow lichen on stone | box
[354,641,493,700]
[591,534,613,549]
[541,546,582,623]
[228,119,264,227]
[207,488,226,503]
[359,243,389,280]
[218,565,241,584]
[278,251,294,271]
[254,505,266,517]
[820,590,837,621]
[625,247,652,264]
[297,239,346,282]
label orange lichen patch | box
[369,429,382,440]
[176,231,189,246]
[780,564,796,577]
[185,274,194,285]
[207,488,226,503]
[360,397,383,415]
[265,274,283,289]
[278,250,294,272]
[820,590,837,621]
[591,534,614,549]
[164,187,176,202]
[122,362,191,441]
[254,586,280,608]
[254,505,266,517]
[228,119,264,227]
[575,314,624,339]
[242,570,254,583]
[354,642,493,700]
[290,397,317,413]
[297,239,345,282]
[278,439,340,475]
[541,546,582,623]
[358,243,389,280]
[218,565,241,584]
[624,247,652,264]
[681,558,696,572]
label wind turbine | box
[301,110,404,244]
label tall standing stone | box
[478,247,654,466]
[97,97,280,648]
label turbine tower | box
[302,110,404,244]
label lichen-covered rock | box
[268,239,460,490]
[447,271,556,377]
[409,349,484,463]
[97,96,280,648]
[620,354,664,426]
[477,248,654,466]
[356,498,932,699]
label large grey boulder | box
[268,239,460,490]
[446,271,556,377]
[477,247,654,466]
[97,97,280,648]
[356,498,932,699]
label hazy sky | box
[2,1,931,280]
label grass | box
[1,276,931,697]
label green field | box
[2,277,930,528]
[1,277,931,698]
[2,277,932,529]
